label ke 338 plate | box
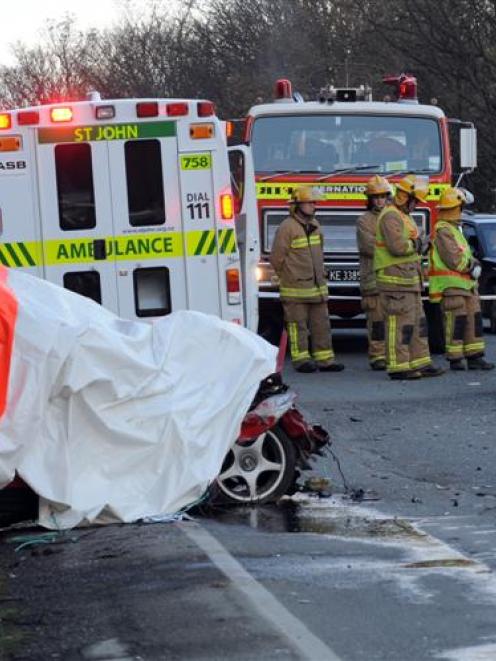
[328,268,360,282]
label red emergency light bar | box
[17,111,40,125]
[136,102,158,118]
[383,73,418,104]
[197,101,215,117]
[274,79,293,101]
[167,102,188,117]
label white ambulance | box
[0,93,258,328]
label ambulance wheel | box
[214,426,297,504]
[425,301,445,354]
[258,312,284,346]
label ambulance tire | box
[213,426,297,505]
[424,301,445,354]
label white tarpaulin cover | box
[0,268,277,529]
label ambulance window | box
[63,271,101,304]
[133,267,171,317]
[125,140,165,226]
[55,144,96,230]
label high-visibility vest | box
[428,221,474,302]
[374,206,420,287]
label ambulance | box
[0,93,258,329]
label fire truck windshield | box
[251,114,442,175]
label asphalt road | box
[2,331,496,661]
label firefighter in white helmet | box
[429,187,494,370]
[357,175,391,370]
[270,186,344,372]
[374,173,445,379]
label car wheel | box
[214,425,297,504]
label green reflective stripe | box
[410,357,431,369]
[218,228,236,254]
[312,349,334,361]
[377,273,420,286]
[4,243,22,267]
[280,286,327,298]
[388,315,397,369]
[464,342,485,351]
[445,311,453,351]
[0,242,39,267]
[206,232,217,255]
[288,322,310,361]
[290,235,321,249]
[16,242,36,266]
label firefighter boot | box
[420,365,446,377]
[449,359,466,371]
[295,361,318,373]
[318,362,345,372]
[467,356,495,370]
[371,359,387,371]
[389,370,422,380]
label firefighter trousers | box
[283,300,335,367]
[441,293,485,361]
[361,294,386,365]
[380,291,432,374]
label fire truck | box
[228,74,478,344]
[0,93,259,331]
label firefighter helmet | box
[437,187,466,210]
[290,186,324,204]
[366,175,391,196]
[396,174,429,203]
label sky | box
[0,1,122,65]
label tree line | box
[1,0,495,207]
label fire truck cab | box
[0,94,258,329]
[232,75,477,343]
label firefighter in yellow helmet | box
[357,176,391,369]
[429,187,494,369]
[270,186,344,372]
[374,173,444,379]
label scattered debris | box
[403,559,476,569]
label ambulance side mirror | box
[460,127,477,170]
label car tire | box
[488,286,496,334]
[213,425,297,505]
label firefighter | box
[429,187,494,370]
[374,173,444,379]
[270,186,344,373]
[357,175,391,369]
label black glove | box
[413,237,423,254]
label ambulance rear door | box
[37,130,118,312]
[106,121,188,319]
[178,148,221,316]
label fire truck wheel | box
[214,425,297,504]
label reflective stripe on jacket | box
[270,212,328,303]
[429,220,475,302]
[374,205,421,292]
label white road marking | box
[181,521,342,661]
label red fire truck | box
[228,74,477,345]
